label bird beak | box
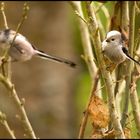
[106,39,110,42]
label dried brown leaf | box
[88,95,109,128]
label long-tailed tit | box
[0,29,76,68]
[102,30,140,65]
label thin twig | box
[94,2,110,33]
[135,29,140,55]
[92,2,106,40]
[119,1,130,128]
[128,2,140,136]
[78,70,100,138]
[7,2,29,80]
[11,3,29,49]
[0,2,9,77]
[121,1,135,128]
[0,2,9,29]
[95,2,106,14]
[70,1,98,83]
[130,73,140,136]
[135,1,140,15]
[74,10,88,25]
[3,2,29,60]
[0,111,16,139]
[0,73,36,138]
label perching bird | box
[0,29,76,68]
[102,30,140,66]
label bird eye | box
[111,38,115,41]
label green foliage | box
[75,72,91,113]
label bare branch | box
[95,2,106,14]
[78,70,100,138]
[130,74,140,136]
[0,2,9,77]
[119,1,130,128]
[70,1,98,82]
[0,73,36,138]
[127,2,140,136]
[11,2,29,52]
[95,2,110,33]
[0,2,9,29]
[0,111,16,139]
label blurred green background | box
[0,1,139,139]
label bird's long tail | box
[126,54,140,66]
[35,50,76,68]
[122,46,140,65]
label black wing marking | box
[122,46,128,55]
[32,44,38,50]
[4,28,11,40]
[122,47,140,65]
[32,44,47,54]
[13,44,25,54]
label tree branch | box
[0,73,36,138]
[0,2,9,78]
[70,1,97,82]
[0,2,9,29]
[122,2,135,129]
[120,1,130,128]
[130,73,140,136]
[128,1,140,137]
[0,111,16,139]
[78,70,99,139]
